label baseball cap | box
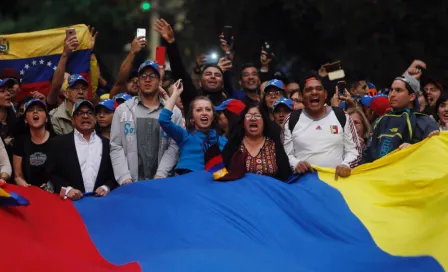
[114,93,132,102]
[370,96,391,117]
[67,74,88,88]
[24,98,47,112]
[264,79,285,92]
[72,100,95,116]
[96,99,115,111]
[0,78,15,88]
[366,82,377,96]
[273,97,293,111]
[0,68,20,81]
[138,60,160,76]
[394,75,420,111]
[214,99,246,115]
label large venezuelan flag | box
[1,133,447,271]
[0,24,97,100]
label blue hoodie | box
[159,108,227,172]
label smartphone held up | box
[137,28,146,40]
[337,81,347,97]
[66,28,76,39]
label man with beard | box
[154,18,228,114]
[110,60,183,185]
[283,75,361,180]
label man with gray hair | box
[362,74,439,163]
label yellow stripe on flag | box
[0,187,11,198]
[315,132,448,270]
[0,24,91,60]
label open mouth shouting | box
[248,122,259,133]
[309,97,320,107]
[199,115,210,125]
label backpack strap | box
[288,109,302,133]
[331,106,347,130]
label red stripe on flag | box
[19,72,92,102]
[205,155,224,171]
[0,184,141,272]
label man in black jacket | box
[48,100,117,200]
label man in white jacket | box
[283,76,362,180]
[110,59,182,185]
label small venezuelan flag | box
[0,187,29,207]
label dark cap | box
[0,68,20,81]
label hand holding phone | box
[337,81,347,97]
[173,79,183,96]
[137,28,146,40]
[222,26,233,47]
[65,28,78,52]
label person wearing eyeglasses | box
[222,103,292,181]
[110,60,183,185]
[261,79,287,120]
[363,74,439,163]
[283,75,362,180]
[47,100,117,200]
[49,74,89,135]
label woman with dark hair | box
[222,103,292,181]
[215,99,246,137]
[289,89,304,110]
[435,94,448,131]
[13,99,56,189]
[261,79,287,120]
[158,80,227,175]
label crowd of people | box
[0,19,446,200]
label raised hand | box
[171,79,184,96]
[154,18,175,43]
[131,36,147,54]
[217,57,232,72]
[196,53,207,68]
[406,60,426,80]
[30,91,46,100]
[260,49,273,66]
[87,25,98,50]
[63,35,79,54]
[219,33,233,52]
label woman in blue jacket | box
[159,80,227,175]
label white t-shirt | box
[283,107,362,171]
